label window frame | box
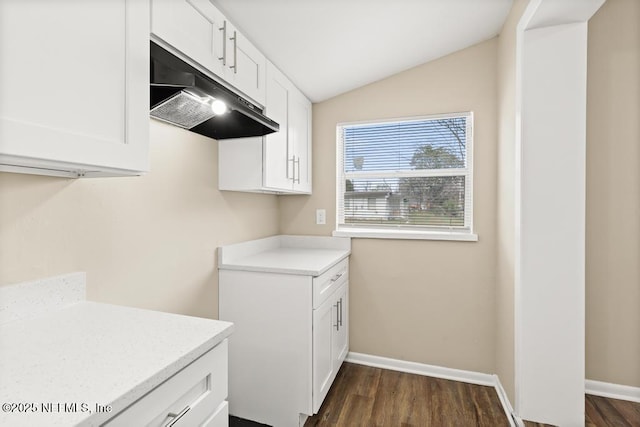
[333,111,477,242]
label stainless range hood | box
[150,41,279,139]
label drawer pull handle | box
[165,405,190,427]
[330,272,344,283]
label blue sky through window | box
[343,117,467,173]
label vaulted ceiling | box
[213,0,513,102]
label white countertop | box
[218,235,351,276]
[219,247,349,275]
[0,299,233,426]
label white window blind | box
[336,112,474,236]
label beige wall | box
[0,120,279,318]
[2,2,634,392]
[280,39,499,373]
[495,0,528,403]
[586,0,640,388]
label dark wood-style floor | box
[305,362,510,427]
[306,363,640,427]
[524,394,640,426]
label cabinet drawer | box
[106,339,228,426]
[312,259,348,309]
[202,401,229,427]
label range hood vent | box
[150,42,279,140]
[152,90,218,129]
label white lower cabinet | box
[219,258,349,427]
[312,281,348,412]
[201,401,229,427]
[105,339,229,427]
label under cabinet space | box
[218,61,312,194]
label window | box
[334,112,476,241]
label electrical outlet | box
[316,209,326,225]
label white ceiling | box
[213,0,513,103]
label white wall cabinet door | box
[151,0,265,107]
[289,89,312,193]
[265,63,312,193]
[263,62,291,190]
[0,0,149,178]
[222,22,266,107]
[151,0,226,78]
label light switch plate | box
[316,209,326,225]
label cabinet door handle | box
[330,272,343,283]
[294,156,301,184]
[334,302,340,331]
[229,30,238,74]
[218,21,227,65]
[287,156,295,180]
[339,297,343,327]
[165,405,190,427]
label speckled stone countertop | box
[0,274,233,427]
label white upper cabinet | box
[222,21,266,107]
[288,87,312,193]
[151,0,227,78]
[0,0,150,178]
[218,61,312,194]
[150,0,311,194]
[263,62,291,190]
[151,0,266,106]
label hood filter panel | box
[150,91,215,129]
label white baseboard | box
[346,352,516,426]
[346,352,494,386]
[586,379,640,403]
[493,374,522,427]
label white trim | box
[333,228,478,241]
[513,0,542,414]
[346,352,494,386]
[346,352,516,426]
[336,112,474,233]
[585,380,640,403]
[336,111,472,128]
[494,375,521,427]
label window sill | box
[332,228,478,242]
